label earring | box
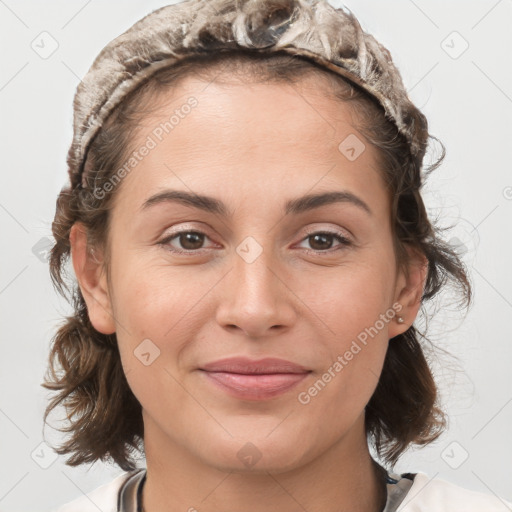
[397,316,405,324]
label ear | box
[387,245,428,339]
[69,222,116,335]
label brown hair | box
[42,50,472,471]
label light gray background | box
[1,1,511,510]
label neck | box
[141,413,387,512]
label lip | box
[199,357,311,400]
[201,357,310,374]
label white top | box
[52,468,512,512]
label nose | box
[215,244,298,339]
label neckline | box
[117,465,416,512]
[117,468,146,512]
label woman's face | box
[75,72,422,472]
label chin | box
[197,428,318,475]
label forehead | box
[111,73,388,216]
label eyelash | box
[158,228,352,256]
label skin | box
[70,72,427,512]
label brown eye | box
[160,230,214,253]
[178,231,205,250]
[297,230,351,254]
[308,233,335,251]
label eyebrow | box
[140,189,372,217]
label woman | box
[43,0,511,510]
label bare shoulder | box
[402,472,512,511]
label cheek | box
[297,256,396,339]
[113,265,207,342]
[293,256,395,406]
[110,261,207,415]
